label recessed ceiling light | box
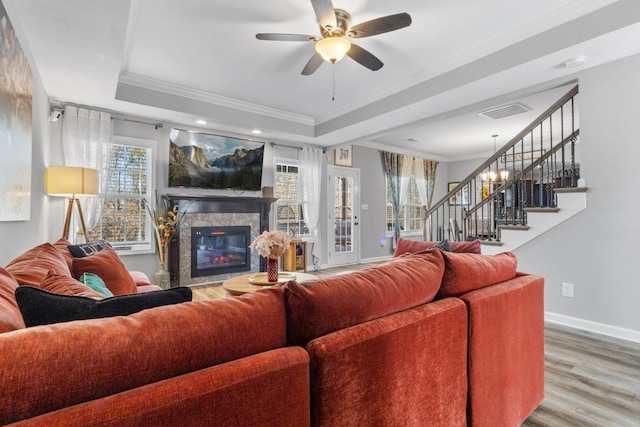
[196,119,207,125]
[564,56,587,69]
[252,129,262,134]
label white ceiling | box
[5,0,640,160]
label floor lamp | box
[45,166,99,241]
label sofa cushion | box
[79,272,114,297]
[436,251,518,299]
[15,286,192,327]
[40,271,107,299]
[0,268,25,332]
[285,249,445,346]
[6,243,73,286]
[68,239,112,258]
[129,270,153,287]
[72,248,138,295]
[0,287,287,423]
[393,237,481,257]
[52,238,75,270]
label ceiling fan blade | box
[301,53,324,75]
[347,44,383,71]
[256,33,317,42]
[311,0,337,31]
[348,13,412,38]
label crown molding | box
[118,73,315,127]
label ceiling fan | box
[256,0,412,75]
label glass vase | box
[154,263,171,290]
[267,257,279,283]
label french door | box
[327,166,359,266]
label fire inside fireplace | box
[191,226,251,278]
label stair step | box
[479,240,504,247]
[524,207,560,213]
[554,186,589,193]
[498,225,530,231]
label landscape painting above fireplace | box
[169,128,264,191]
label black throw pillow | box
[67,240,112,258]
[15,286,192,327]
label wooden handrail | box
[465,129,580,217]
[425,85,578,218]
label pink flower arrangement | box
[250,230,291,259]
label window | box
[274,161,308,235]
[386,177,423,234]
[87,136,155,254]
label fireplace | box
[191,226,251,278]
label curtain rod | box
[270,142,302,151]
[269,141,327,153]
[111,116,164,129]
[57,101,165,129]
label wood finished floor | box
[190,264,640,427]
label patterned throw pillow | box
[67,240,112,258]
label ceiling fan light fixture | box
[315,37,351,63]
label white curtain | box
[62,106,112,232]
[298,147,323,267]
[413,159,428,205]
[398,157,414,206]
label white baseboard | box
[545,311,640,344]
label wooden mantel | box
[164,194,277,286]
[164,194,277,215]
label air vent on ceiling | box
[478,102,531,120]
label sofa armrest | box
[460,273,545,427]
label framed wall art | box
[334,145,353,167]
[0,2,33,221]
[448,182,471,206]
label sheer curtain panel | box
[298,147,323,267]
[62,106,112,233]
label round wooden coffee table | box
[222,271,316,296]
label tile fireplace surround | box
[165,195,276,287]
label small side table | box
[282,239,307,272]
[222,272,316,296]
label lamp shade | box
[315,37,351,63]
[45,166,99,197]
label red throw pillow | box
[40,271,107,299]
[449,240,481,254]
[72,248,137,295]
[285,249,445,346]
[0,268,25,332]
[6,243,73,286]
[436,251,517,299]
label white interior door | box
[327,166,359,266]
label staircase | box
[479,187,587,255]
[424,85,586,252]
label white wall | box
[515,53,640,339]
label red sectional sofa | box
[0,239,544,426]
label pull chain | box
[332,63,336,101]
